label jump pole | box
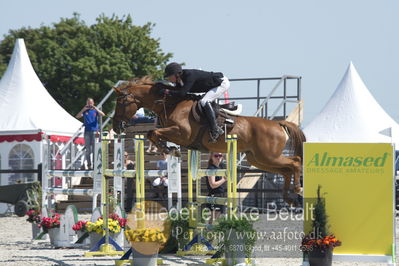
[179,134,238,256]
[84,134,124,257]
[135,134,145,229]
[41,134,154,252]
[115,135,166,265]
[41,137,103,212]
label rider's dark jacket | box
[162,69,224,97]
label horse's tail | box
[279,120,306,159]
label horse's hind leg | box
[246,152,299,206]
[267,156,302,195]
[286,156,303,194]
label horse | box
[112,76,306,204]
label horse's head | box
[112,77,155,133]
[112,84,139,134]
[112,77,181,133]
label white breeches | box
[152,177,168,187]
[200,76,230,107]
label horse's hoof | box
[295,187,303,196]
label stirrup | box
[209,127,224,143]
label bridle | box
[116,93,138,107]
[115,82,171,130]
[115,92,139,130]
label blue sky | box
[1,0,398,125]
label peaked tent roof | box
[304,62,399,146]
[0,39,82,138]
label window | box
[8,144,35,184]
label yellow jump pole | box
[226,135,232,217]
[135,135,145,229]
[226,134,238,217]
[195,150,201,230]
[187,150,195,240]
[231,134,238,211]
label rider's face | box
[166,75,177,83]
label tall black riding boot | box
[203,102,224,143]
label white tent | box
[304,62,399,147]
[0,39,83,192]
[0,39,82,137]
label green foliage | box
[312,185,328,238]
[213,215,257,259]
[170,211,190,250]
[26,182,42,210]
[0,13,172,115]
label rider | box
[160,62,230,142]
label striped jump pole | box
[84,134,124,257]
[42,137,103,213]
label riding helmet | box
[164,62,182,78]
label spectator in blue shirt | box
[76,98,105,169]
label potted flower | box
[40,212,61,245]
[109,213,127,248]
[213,215,256,265]
[85,214,126,249]
[26,208,41,239]
[72,220,89,244]
[301,186,342,266]
[125,228,168,266]
[109,213,127,228]
[25,183,43,239]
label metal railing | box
[228,76,302,166]
[228,75,301,118]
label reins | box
[154,96,168,123]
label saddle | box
[187,101,237,152]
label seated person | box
[204,152,226,224]
[152,153,168,199]
[129,108,155,125]
[124,152,135,213]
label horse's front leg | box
[147,126,182,157]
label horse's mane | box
[117,76,155,91]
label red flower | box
[72,221,87,232]
[118,217,127,228]
[300,234,341,251]
[40,213,61,229]
[99,213,126,228]
[26,209,41,224]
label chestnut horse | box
[112,77,306,204]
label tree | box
[0,13,172,115]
